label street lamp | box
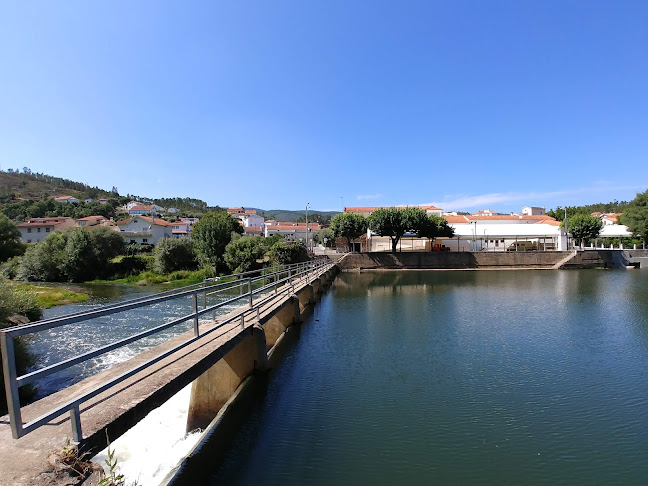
[306,202,310,252]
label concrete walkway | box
[0,267,331,486]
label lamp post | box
[306,202,310,252]
[564,207,569,250]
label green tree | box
[268,241,308,265]
[330,212,368,250]
[620,189,648,245]
[313,227,335,247]
[192,212,244,270]
[561,214,603,248]
[154,238,198,273]
[19,231,68,281]
[367,207,409,253]
[63,227,125,282]
[224,237,268,273]
[418,214,455,241]
[0,214,25,262]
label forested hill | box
[0,169,115,200]
[259,209,340,223]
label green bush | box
[0,256,23,279]
[0,282,42,414]
[154,238,198,274]
[224,237,269,273]
[269,241,308,265]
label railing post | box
[192,293,200,337]
[1,332,23,439]
[202,281,207,309]
[248,278,253,307]
[70,405,83,442]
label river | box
[207,270,648,485]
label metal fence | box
[1,259,333,441]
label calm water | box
[210,270,648,485]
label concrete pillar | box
[261,297,300,349]
[186,329,267,432]
[297,285,315,313]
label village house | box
[54,195,81,204]
[116,216,173,245]
[75,216,118,229]
[171,221,192,238]
[16,217,76,243]
[265,222,321,241]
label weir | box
[0,259,340,486]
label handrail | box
[1,258,335,441]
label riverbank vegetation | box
[0,281,42,413]
[2,210,310,289]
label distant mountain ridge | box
[257,209,339,222]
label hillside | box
[0,170,113,200]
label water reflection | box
[209,269,648,485]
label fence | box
[1,259,333,441]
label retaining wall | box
[337,251,571,270]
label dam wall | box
[336,251,571,270]
[164,263,340,485]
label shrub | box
[0,281,42,413]
[154,238,198,274]
[224,237,268,273]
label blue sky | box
[1,1,646,213]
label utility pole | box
[305,202,310,252]
[564,207,569,249]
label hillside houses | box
[16,217,76,243]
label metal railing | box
[1,259,334,442]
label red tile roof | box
[116,216,173,226]
[129,205,155,211]
[17,217,75,227]
[76,215,106,221]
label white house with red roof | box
[116,216,173,245]
[16,217,76,243]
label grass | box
[91,268,217,288]
[13,283,90,308]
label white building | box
[522,206,546,216]
[16,217,76,243]
[171,221,192,238]
[116,216,173,245]
[265,222,321,241]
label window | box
[27,239,31,243]
[27,228,32,233]
[130,240,136,243]
[142,239,148,243]
[46,227,50,233]
[37,228,41,233]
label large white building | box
[16,217,76,243]
[116,216,173,245]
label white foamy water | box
[92,384,203,485]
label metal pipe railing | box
[1,258,334,441]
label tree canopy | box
[620,189,648,244]
[561,214,603,247]
[192,212,244,271]
[0,214,25,262]
[367,208,409,253]
[330,212,368,250]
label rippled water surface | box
[210,270,648,485]
[30,282,249,398]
